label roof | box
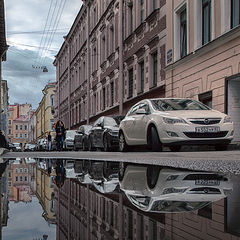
[14,115,29,122]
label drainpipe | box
[86,3,91,124]
[119,0,124,115]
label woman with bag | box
[55,120,65,151]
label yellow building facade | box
[35,82,56,140]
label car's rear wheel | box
[89,138,95,151]
[215,144,228,151]
[146,165,161,189]
[103,134,109,152]
[119,132,128,152]
[82,140,87,151]
[150,127,162,152]
[169,145,181,152]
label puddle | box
[0,158,240,240]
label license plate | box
[195,126,220,133]
[195,180,220,186]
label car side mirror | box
[136,108,147,115]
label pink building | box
[54,0,166,129]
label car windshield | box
[151,99,210,111]
[66,131,76,138]
[104,117,118,126]
[84,126,92,134]
[151,200,210,212]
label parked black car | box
[74,125,92,151]
[88,116,123,151]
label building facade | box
[55,177,240,240]
[7,103,32,144]
[1,80,8,138]
[35,82,56,140]
[54,0,166,129]
[165,0,240,142]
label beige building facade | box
[35,82,56,140]
[54,0,166,129]
[165,0,240,142]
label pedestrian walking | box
[47,132,52,151]
[55,120,65,151]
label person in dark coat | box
[55,120,65,151]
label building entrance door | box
[227,77,240,142]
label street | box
[3,150,240,175]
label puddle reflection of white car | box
[119,164,233,213]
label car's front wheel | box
[103,134,109,152]
[119,132,128,152]
[88,138,95,151]
[150,127,162,152]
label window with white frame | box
[180,8,187,58]
[231,0,240,28]
[202,0,211,45]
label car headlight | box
[108,130,118,136]
[163,117,187,124]
[162,188,187,195]
[166,175,179,181]
[224,116,232,123]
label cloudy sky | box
[3,0,82,109]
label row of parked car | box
[67,98,234,152]
[15,98,234,152]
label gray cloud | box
[3,0,82,109]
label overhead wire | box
[41,0,67,66]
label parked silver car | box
[63,130,77,150]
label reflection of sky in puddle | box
[2,197,56,240]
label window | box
[51,119,54,131]
[231,0,240,28]
[152,52,158,87]
[129,4,134,33]
[140,0,144,23]
[20,176,23,182]
[103,87,106,110]
[93,47,97,72]
[139,61,144,93]
[153,0,157,10]
[101,36,106,63]
[202,0,211,45]
[198,91,212,108]
[8,172,11,177]
[50,94,54,106]
[110,26,114,53]
[24,125,27,130]
[24,134,27,138]
[24,168,28,173]
[8,120,11,125]
[8,129,11,135]
[20,168,23,173]
[15,125,18,130]
[15,176,18,182]
[20,134,22,138]
[15,134,18,138]
[20,125,22,130]
[128,68,134,98]
[110,81,114,106]
[8,181,11,187]
[180,8,187,58]
[15,168,18,173]
[25,176,27,181]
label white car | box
[119,98,234,152]
[63,130,77,150]
[119,164,232,213]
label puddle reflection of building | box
[55,177,240,240]
[7,158,33,203]
[35,159,56,224]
